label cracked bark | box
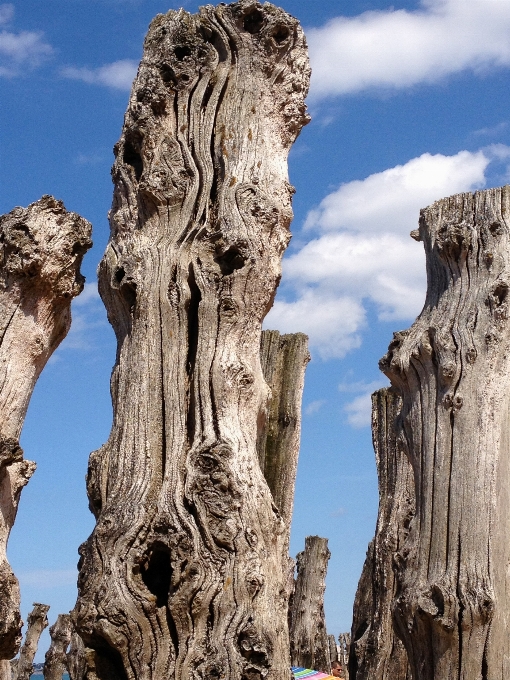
[73,2,310,679]
[258,330,309,536]
[12,603,50,680]
[289,536,331,672]
[43,613,72,680]
[66,630,86,680]
[380,186,510,679]
[349,388,413,680]
[0,196,91,670]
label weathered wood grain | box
[66,630,86,680]
[380,186,510,678]
[73,2,310,678]
[0,196,91,664]
[12,603,49,680]
[348,388,412,680]
[44,613,72,680]
[290,536,331,672]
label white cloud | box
[18,568,77,588]
[267,148,502,359]
[61,59,137,91]
[307,0,510,98]
[0,4,14,26]
[305,399,326,416]
[341,380,387,428]
[0,19,53,76]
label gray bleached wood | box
[258,330,309,534]
[44,613,72,680]
[348,388,412,680]
[290,536,331,672]
[12,603,49,680]
[66,630,86,680]
[380,186,510,678]
[73,2,310,679]
[0,197,91,665]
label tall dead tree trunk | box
[380,186,510,678]
[66,630,86,680]
[349,388,413,680]
[12,603,50,680]
[290,536,331,672]
[44,614,72,680]
[0,196,91,673]
[328,634,338,665]
[258,330,309,534]
[73,3,310,679]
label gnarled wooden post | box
[44,614,72,680]
[349,388,413,680]
[12,603,49,680]
[66,630,86,680]
[290,536,331,672]
[73,2,310,679]
[258,331,309,533]
[0,197,91,672]
[380,186,510,678]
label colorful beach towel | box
[291,667,336,679]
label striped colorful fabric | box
[291,667,336,679]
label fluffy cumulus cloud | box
[266,148,500,359]
[0,3,53,77]
[307,0,510,98]
[61,59,138,91]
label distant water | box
[30,675,70,679]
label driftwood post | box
[0,196,91,677]
[349,388,413,680]
[73,2,310,679]
[380,186,510,678]
[66,630,86,680]
[289,536,331,672]
[12,603,50,680]
[43,613,72,680]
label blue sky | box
[3,0,510,661]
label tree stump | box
[44,613,73,680]
[73,2,310,679]
[349,388,413,680]
[0,196,91,665]
[380,186,510,678]
[289,536,331,672]
[12,603,50,680]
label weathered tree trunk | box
[73,3,310,679]
[43,614,72,680]
[0,196,91,667]
[328,634,338,665]
[66,630,86,680]
[258,330,309,537]
[380,186,510,678]
[12,603,50,680]
[290,536,331,672]
[349,388,413,680]
[338,633,350,671]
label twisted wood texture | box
[380,186,510,679]
[349,388,413,680]
[44,613,73,680]
[289,536,331,672]
[12,604,49,680]
[0,197,91,661]
[66,630,86,680]
[73,2,310,679]
[258,330,309,537]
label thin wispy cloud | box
[308,0,510,99]
[18,568,77,588]
[61,59,137,91]
[266,147,506,359]
[0,4,53,77]
[305,399,326,416]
